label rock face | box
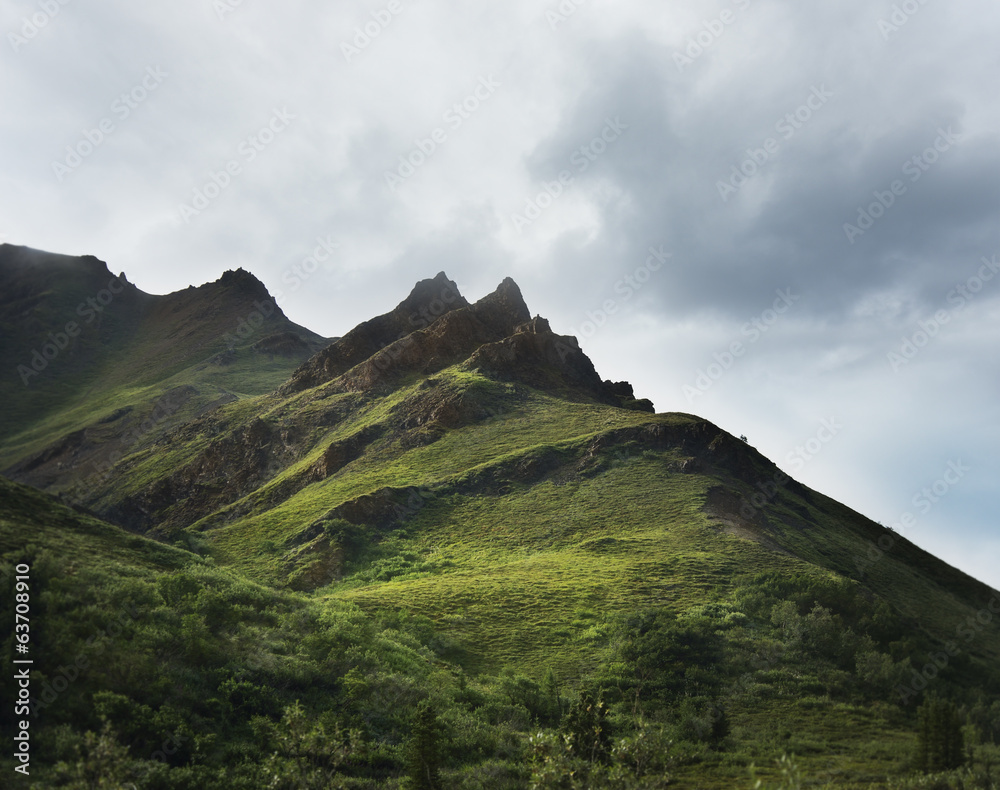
[281,272,469,393]
[284,535,343,591]
[280,272,648,409]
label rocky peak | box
[216,267,271,297]
[280,271,471,394]
[279,272,652,410]
[400,271,469,319]
[469,277,531,337]
[515,316,551,335]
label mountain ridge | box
[0,244,329,471]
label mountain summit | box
[1,257,650,532]
[280,272,648,411]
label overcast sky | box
[2,0,998,592]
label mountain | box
[0,244,328,490]
[1,247,999,788]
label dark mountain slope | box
[0,244,329,491]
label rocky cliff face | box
[280,271,469,393]
[281,272,649,410]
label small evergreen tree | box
[405,700,443,790]
[915,695,965,772]
[541,667,563,725]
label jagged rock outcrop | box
[103,417,304,534]
[280,271,468,393]
[310,426,383,479]
[279,272,649,411]
[284,535,344,591]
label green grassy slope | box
[0,476,515,788]
[69,357,998,698]
[3,474,997,788]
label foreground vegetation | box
[2,477,999,789]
